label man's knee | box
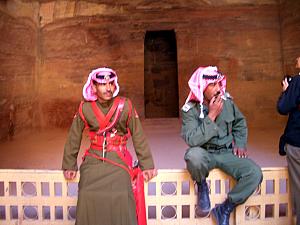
[184,147,209,171]
[185,147,206,164]
[250,164,263,186]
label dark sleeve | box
[277,77,300,115]
[181,106,219,147]
[62,113,85,171]
[127,99,155,171]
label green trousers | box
[184,147,263,205]
[76,151,137,225]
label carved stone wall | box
[0,0,299,140]
[280,0,300,75]
[0,3,38,140]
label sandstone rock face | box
[0,0,299,140]
[0,8,38,141]
[280,0,300,75]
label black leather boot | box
[211,199,235,225]
[195,179,211,217]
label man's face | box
[92,81,116,102]
[296,57,300,69]
[204,82,221,102]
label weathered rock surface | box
[0,0,299,140]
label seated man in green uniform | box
[62,67,157,225]
[181,66,262,225]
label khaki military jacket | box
[62,96,154,171]
[181,97,247,149]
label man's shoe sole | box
[195,207,210,217]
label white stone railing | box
[0,168,295,225]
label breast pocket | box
[216,113,234,137]
[224,115,234,135]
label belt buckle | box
[206,144,223,153]
[207,144,217,150]
[215,148,222,153]
[205,145,214,153]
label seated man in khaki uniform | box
[181,66,263,225]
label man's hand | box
[281,78,289,92]
[208,94,223,121]
[142,169,158,182]
[233,147,248,158]
[63,170,77,180]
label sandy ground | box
[0,118,286,170]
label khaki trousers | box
[184,147,263,205]
[286,144,300,225]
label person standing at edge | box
[181,66,263,225]
[62,67,157,225]
[277,56,300,225]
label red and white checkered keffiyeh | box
[82,67,120,101]
[185,66,226,118]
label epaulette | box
[223,92,233,100]
[182,102,196,112]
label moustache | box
[214,91,221,97]
[213,91,225,103]
[104,90,113,94]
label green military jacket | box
[62,96,154,171]
[181,95,247,149]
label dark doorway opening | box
[144,30,179,118]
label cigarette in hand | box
[213,91,221,103]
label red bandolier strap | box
[91,97,120,130]
[84,151,132,175]
[125,99,133,135]
[93,97,127,135]
[78,101,89,128]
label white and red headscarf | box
[82,67,120,101]
[185,66,226,118]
